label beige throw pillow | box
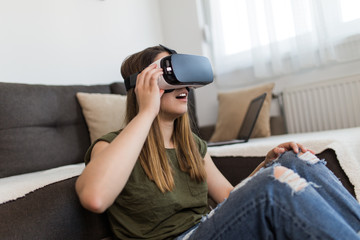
[76,92,127,143]
[209,82,275,143]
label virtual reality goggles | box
[124,45,213,92]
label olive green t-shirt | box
[84,131,209,240]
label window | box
[204,0,360,78]
[341,0,360,22]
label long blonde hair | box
[121,46,206,192]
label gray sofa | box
[0,82,355,240]
[0,82,126,239]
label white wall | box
[2,0,360,128]
[0,0,163,85]
[0,0,218,127]
[159,0,203,55]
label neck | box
[159,117,175,149]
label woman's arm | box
[204,152,234,204]
[75,64,164,213]
[76,112,156,213]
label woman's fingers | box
[289,142,299,153]
[133,63,164,118]
[265,147,284,163]
[266,142,316,165]
[275,147,286,154]
[297,143,309,153]
[137,64,159,90]
[278,142,315,154]
[149,68,163,90]
[135,64,163,97]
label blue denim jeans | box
[176,151,360,240]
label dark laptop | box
[207,92,267,147]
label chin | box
[173,110,187,118]
[159,109,186,120]
[178,108,188,116]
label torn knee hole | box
[298,151,320,164]
[274,166,308,192]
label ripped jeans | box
[176,151,360,240]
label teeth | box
[176,92,187,99]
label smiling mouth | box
[176,92,187,99]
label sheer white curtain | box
[205,0,360,78]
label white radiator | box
[282,75,360,133]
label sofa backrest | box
[0,82,126,178]
[0,82,199,178]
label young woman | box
[76,46,360,240]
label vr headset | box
[124,45,213,92]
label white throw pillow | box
[76,92,127,143]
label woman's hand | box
[135,63,164,119]
[264,142,315,165]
